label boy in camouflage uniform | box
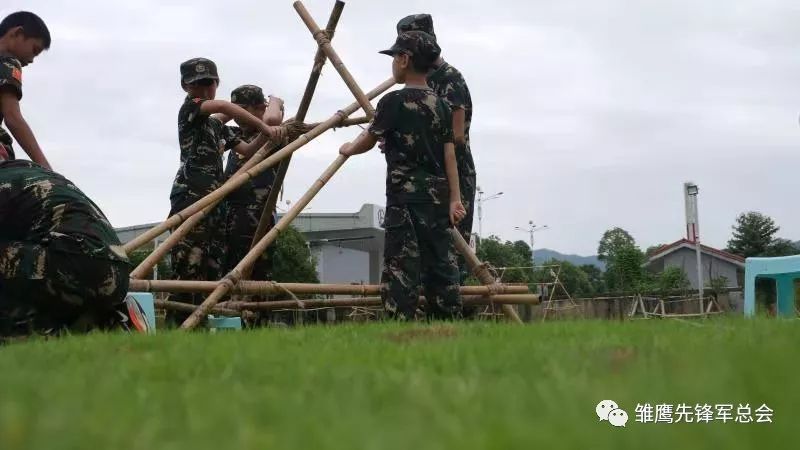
[340,31,466,320]
[222,84,283,280]
[0,160,145,337]
[397,15,476,283]
[0,12,53,169]
[167,58,285,325]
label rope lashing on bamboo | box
[275,282,305,309]
[313,30,331,46]
[294,1,375,118]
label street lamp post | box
[476,186,503,241]
[515,221,549,265]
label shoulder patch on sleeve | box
[11,67,21,83]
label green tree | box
[272,226,319,283]
[726,212,797,257]
[655,266,690,295]
[709,275,729,300]
[645,244,666,258]
[127,248,172,280]
[580,264,607,294]
[476,236,531,283]
[604,245,646,292]
[765,238,798,257]
[511,240,533,263]
[597,227,645,292]
[597,227,635,263]
[553,260,593,297]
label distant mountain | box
[533,249,605,269]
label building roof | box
[114,204,386,253]
[647,239,745,267]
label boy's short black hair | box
[0,12,51,49]
[409,53,437,73]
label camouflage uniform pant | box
[166,195,226,325]
[224,203,275,281]
[381,203,461,320]
[225,196,279,327]
[0,244,130,336]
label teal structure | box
[744,256,799,317]
[207,315,243,330]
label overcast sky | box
[4,0,800,255]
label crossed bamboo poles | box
[124,1,533,329]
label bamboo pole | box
[334,116,369,127]
[246,1,347,279]
[248,112,371,264]
[180,154,351,329]
[229,295,540,311]
[156,300,242,317]
[129,279,530,296]
[123,77,394,260]
[181,3,383,329]
[448,228,523,324]
[297,1,345,121]
[130,208,204,279]
[157,294,539,315]
[293,1,375,118]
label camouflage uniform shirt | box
[0,160,128,272]
[0,55,23,161]
[368,86,454,205]
[223,126,276,205]
[170,96,241,213]
[427,62,475,177]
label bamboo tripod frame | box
[540,265,578,321]
[122,1,531,329]
[628,295,722,319]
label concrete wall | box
[662,247,741,289]
[313,245,371,284]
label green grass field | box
[0,319,797,449]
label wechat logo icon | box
[596,400,629,427]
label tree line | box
[473,211,798,298]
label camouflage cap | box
[180,57,219,85]
[231,84,266,106]
[379,30,441,60]
[396,14,435,38]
